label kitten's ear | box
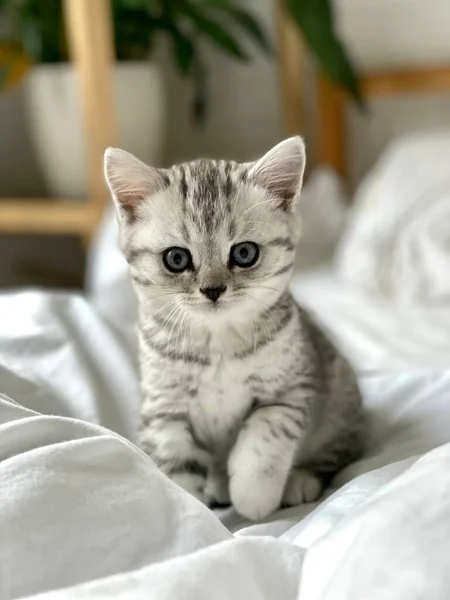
[104,147,165,217]
[250,136,306,210]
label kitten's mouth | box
[190,297,234,312]
[199,301,222,310]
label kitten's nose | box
[200,286,227,303]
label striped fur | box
[104,137,365,521]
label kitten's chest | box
[189,359,251,453]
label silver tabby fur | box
[104,137,365,521]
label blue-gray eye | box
[163,247,192,273]
[230,242,259,268]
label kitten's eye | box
[230,241,259,268]
[163,247,192,273]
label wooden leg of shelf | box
[276,0,305,138]
[63,0,117,242]
[317,75,346,178]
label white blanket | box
[1,359,450,599]
[1,285,450,599]
[291,268,450,371]
[336,131,450,307]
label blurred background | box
[0,0,449,290]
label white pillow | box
[85,204,137,334]
[295,167,349,270]
[336,131,450,306]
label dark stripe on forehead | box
[223,161,233,199]
[179,164,188,203]
[191,161,222,232]
[181,221,190,243]
[239,168,248,184]
[228,219,237,239]
[161,172,171,188]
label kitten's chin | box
[188,300,230,314]
[186,297,241,323]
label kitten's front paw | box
[229,472,284,521]
[170,472,209,505]
[283,469,322,506]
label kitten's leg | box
[228,404,307,521]
[140,417,212,504]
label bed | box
[2,65,450,599]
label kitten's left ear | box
[250,136,306,210]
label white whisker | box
[238,292,274,349]
[243,198,275,215]
[153,298,181,319]
[245,227,269,239]
[166,303,185,353]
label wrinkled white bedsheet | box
[336,131,450,307]
[291,268,450,371]
[1,280,450,599]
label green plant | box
[285,0,363,108]
[0,0,270,119]
[0,0,362,120]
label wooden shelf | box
[315,64,450,177]
[0,200,100,235]
[0,0,116,240]
[362,65,450,97]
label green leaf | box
[192,56,207,122]
[182,3,248,61]
[203,2,271,54]
[167,25,196,75]
[286,0,364,108]
[117,0,156,8]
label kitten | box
[104,137,365,521]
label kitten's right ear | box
[104,147,164,217]
[250,136,306,211]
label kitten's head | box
[104,137,305,327]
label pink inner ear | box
[254,165,302,211]
[119,193,142,215]
[265,175,299,202]
[105,147,164,217]
[115,182,152,215]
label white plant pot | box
[24,61,164,198]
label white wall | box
[161,0,282,165]
[0,86,47,196]
[1,0,450,197]
[339,0,450,183]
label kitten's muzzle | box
[200,286,227,303]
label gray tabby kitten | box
[104,137,364,521]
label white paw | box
[170,472,208,505]
[283,469,322,506]
[230,472,284,521]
